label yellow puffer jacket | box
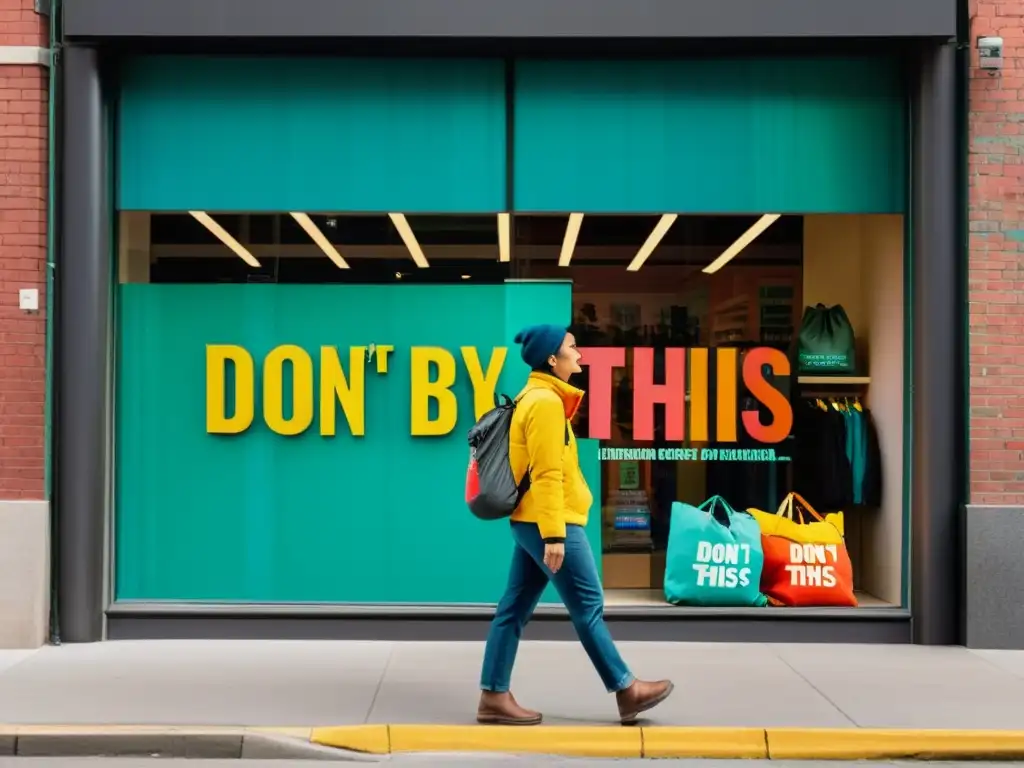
[509,372,593,541]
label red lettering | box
[632,348,686,441]
[578,347,625,440]
[741,347,793,444]
[577,346,790,444]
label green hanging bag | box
[797,303,856,374]
[663,496,768,607]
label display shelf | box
[603,588,898,609]
[602,544,656,554]
[797,375,871,385]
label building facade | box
[6,0,1018,648]
[966,0,1024,648]
[0,0,49,649]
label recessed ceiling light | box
[702,214,782,274]
[498,213,511,263]
[189,211,261,268]
[289,212,349,269]
[388,213,429,268]
[626,214,678,272]
[559,213,584,267]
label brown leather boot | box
[477,691,543,725]
[616,679,675,724]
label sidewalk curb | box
[3,725,1024,760]
[311,725,1024,761]
[0,727,365,761]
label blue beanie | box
[514,324,567,370]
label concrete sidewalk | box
[2,640,1024,759]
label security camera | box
[979,36,1004,73]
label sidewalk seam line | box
[968,649,1024,682]
[363,645,393,725]
[774,652,858,727]
[0,649,43,680]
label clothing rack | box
[801,389,866,398]
[797,376,870,400]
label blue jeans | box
[480,522,634,694]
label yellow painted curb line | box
[766,728,1024,761]
[391,725,641,758]
[644,727,767,759]
[310,725,1024,760]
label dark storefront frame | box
[56,1,962,645]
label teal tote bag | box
[663,496,767,607]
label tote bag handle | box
[698,495,737,525]
[776,492,825,524]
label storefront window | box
[510,213,905,610]
[115,210,906,612]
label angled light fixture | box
[558,213,584,267]
[702,214,782,274]
[388,213,429,268]
[626,214,678,272]
[189,211,261,268]
[498,213,511,263]
[290,212,349,269]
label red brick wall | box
[0,0,48,499]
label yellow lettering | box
[375,344,394,374]
[461,346,507,420]
[410,346,457,436]
[206,344,254,434]
[263,344,314,436]
[320,346,366,437]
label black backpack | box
[465,394,530,521]
[464,392,570,521]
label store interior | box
[119,210,907,611]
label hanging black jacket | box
[791,404,854,512]
[859,408,883,507]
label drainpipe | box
[955,0,971,644]
[45,0,62,644]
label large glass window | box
[510,213,905,610]
[116,210,906,611]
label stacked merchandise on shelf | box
[605,489,653,551]
[758,284,795,346]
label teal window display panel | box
[117,56,506,213]
[514,58,907,214]
[115,281,601,604]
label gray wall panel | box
[966,505,1024,649]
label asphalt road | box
[0,759,1020,767]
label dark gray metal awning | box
[64,0,956,41]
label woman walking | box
[478,323,674,725]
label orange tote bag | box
[749,493,857,607]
